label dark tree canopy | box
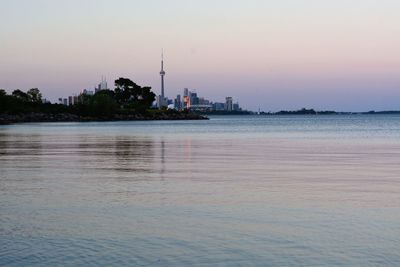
[27,88,42,103]
[1,78,157,116]
[114,78,155,110]
[12,89,30,102]
[2,89,48,113]
[91,92,118,116]
[11,88,42,103]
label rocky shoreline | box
[0,112,208,125]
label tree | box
[0,89,7,113]
[114,78,155,111]
[27,88,42,103]
[91,90,118,116]
[12,89,29,102]
[139,86,157,109]
[95,89,115,99]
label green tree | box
[91,91,118,116]
[12,89,29,102]
[27,88,42,103]
[114,78,155,111]
[78,93,92,106]
[139,86,157,109]
[0,89,7,113]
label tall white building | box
[225,97,233,111]
[95,76,108,93]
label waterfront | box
[1,115,400,266]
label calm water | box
[1,115,400,266]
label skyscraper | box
[174,94,181,110]
[225,97,233,111]
[233,102,240,111]
[183,88,189,109]
[95,76,108,93]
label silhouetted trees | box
[12,89,30,102]
[275,108,317,115]
[114,78,156,112]
[0,78,157,117]
[27,88,42,103]
[90,90,118,116]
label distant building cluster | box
[168,88,240,112]
[154,53,241,112]
[58,77,108,106]
[55,54,243,112]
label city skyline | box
[1,0,400,111]
[54,74,242,113]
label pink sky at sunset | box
[1,0,399,111]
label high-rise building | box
[225,97,233,111]
[174,94,182,110]
[213,102,225,111]
[233,102,240,111]
[66,95,79,105]
[199,97,209,105]
[183,88,190,109]
[95,76,108,93]
[83,89,94,96]
[190,92,199,105]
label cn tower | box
[160,50,166,105]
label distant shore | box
[198,108,400,116]
[0,112,208,125]
[257,108,400,116]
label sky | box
[0,0,399,111]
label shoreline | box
[1,111,399,125]
[0,112,208,125]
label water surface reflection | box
[1,117,400,266]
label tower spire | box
[159,49,166,107]
[161,49,164,72]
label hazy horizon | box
[1,0,399,112]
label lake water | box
[1,115,400,266]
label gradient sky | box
[1,0,399,111]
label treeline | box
[261,108,337,115]
[365,110,400,115]
[0,88,56,114]
[0,78,156,117]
